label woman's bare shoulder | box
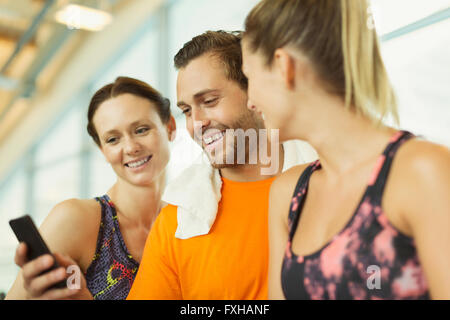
[388,138,450,221]
[269,163,312,223]
[39,198,102,260]
[46,198,100,225]
[391,138,449,188]
[272,163,312,195]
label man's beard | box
[203,110,265,169]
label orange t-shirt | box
[127,176,275,300]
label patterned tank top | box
[282,130,430,300]
[85,195,139,300]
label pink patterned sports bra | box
[281,131,430,300]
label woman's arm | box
[268,164,309,300]
[6,199,98,299]
[393,141,450,299]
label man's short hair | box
[174,30,248,90]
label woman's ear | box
[274,48,296,90]
[167,116,177,142]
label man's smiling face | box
[176,52,264,168]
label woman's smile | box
[124,155,153,171]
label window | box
[33,158,81,225]
[34,105,83,167]
[88,148,116,198]
[379,7,450,146]
[0,167,26,293]
[93,24,159,93]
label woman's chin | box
[121,171,155,187]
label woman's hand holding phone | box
[14,243,93,300]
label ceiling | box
[0,0,127,143]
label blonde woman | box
[242,0,450,299]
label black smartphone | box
[9,215,67,289]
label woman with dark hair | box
[242,0,450,299]
[6,77,176,300]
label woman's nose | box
[124,137,141,155]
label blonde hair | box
[244,0,399,125]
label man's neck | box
[219,143,284,182]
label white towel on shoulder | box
[162,139,317,239]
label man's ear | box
[167,116,177,142]
[273,48,296,90]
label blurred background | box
[0,0,449,297]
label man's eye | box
[136,127,149,134]
[182,109,191,115]
[204,98,218,105]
